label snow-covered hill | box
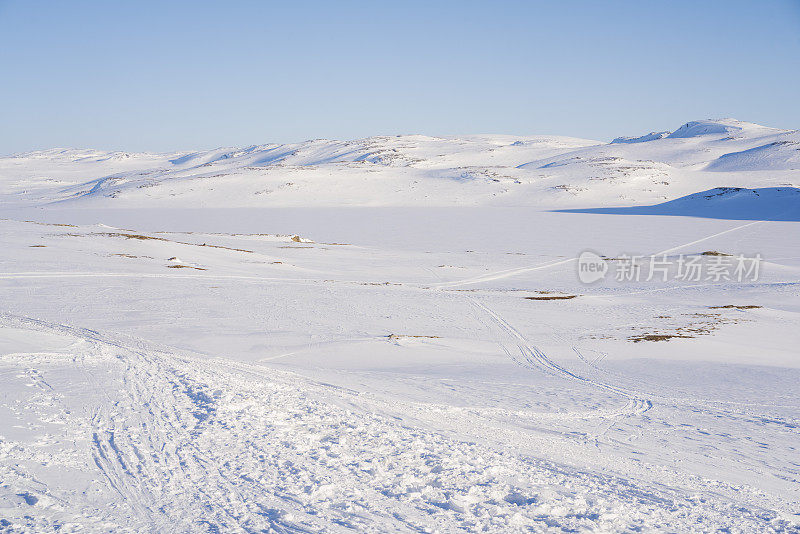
[1,119,797,209]
[2,120,800,533]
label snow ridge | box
[0,119,797,210]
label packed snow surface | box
[1,119,799,533]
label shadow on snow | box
[554,187,800,222]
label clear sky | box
[1,0,799,154]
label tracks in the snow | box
[2,311,796,533]
[467,297,653,419]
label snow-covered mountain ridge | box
[1,119,798,208]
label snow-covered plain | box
[1,119,799,532]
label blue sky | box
[1,0,799,153]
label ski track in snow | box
[1,312,797,533]
[467,297,652,414]
[434,211,780,290]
